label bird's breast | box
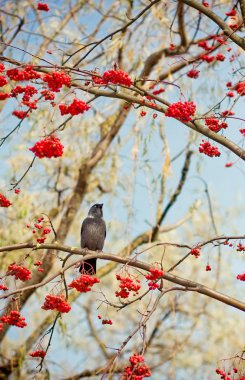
[81,217,106,251]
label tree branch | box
[182,0,245,49]
[0,241,244,311]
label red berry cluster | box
[200,54,215,63]
[11,84,39,110]
[7,263,32,281]
[236,243,245,251]
[0,193,11,207]
[115,274,141,298]
[236,273,245,281]
[198,40,213,51]
[239,129,245,136]
[0,65,7,87]
[199,140,221,157]
[1,310,27,328]
[226,8,239,30]
[41,294,71,313]
[0,284,8,291]
[148,281,160,290]
[216,54,226,62]
[169,43,176,50]
[226,9,236,17]
[11,85,38,100]
[29,135,64,159]
[0,75,8,87]
[12,110,29,119]
[43,71,71,92]
[234,81,245,96]
[165,101,196,122]
[102,318,113,325]
[24,100,38,109]
[29,350,46,358]
[7,65,40,81]
[102,69,132,87]
[187,69,200,79]
[123,354,151,380]
[215,367,243,380]
[27,216,51,244]
[198,38,228,64]
[205,117,228,132]
[59,98,91,116]
[152,88,165,95]
[145,268,164,289]
[0,92,9,100]
[91,72,106,85]
[34,260,43,266]
[40,89,55,100]
[227,91,234,98]
[102,319,113,325]
[68,274,100,293]
[145,268,164,280]
[97,315,113,325]
[190,248,201,258]
[37,3,49,11]
[206,265,212,271]
[222,110,234,117]
[224,241,233,247]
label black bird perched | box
[79,203,106,274]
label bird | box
[79,203,106,274]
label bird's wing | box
[81,217,106,250]
[80,217,91,238]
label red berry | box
[103,69,132,87]
[59,98,90,116]
[165,101,196,122]
[7,263,32,281]
[30,350,46,358]
[37,3,49,11]
[199,140,220,157]
[187,69,200,79]
[43,71,71,92]
[0,193,11,208]
[29,135,64,159]
[41,294,71,313]
[68,274,100,293]
[1,310,27,328]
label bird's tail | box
[79,258,97,275]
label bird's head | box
[88,203,103,218]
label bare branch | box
[66,0,161,66]
[182,0,245,49]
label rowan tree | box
[0,0,244,379]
